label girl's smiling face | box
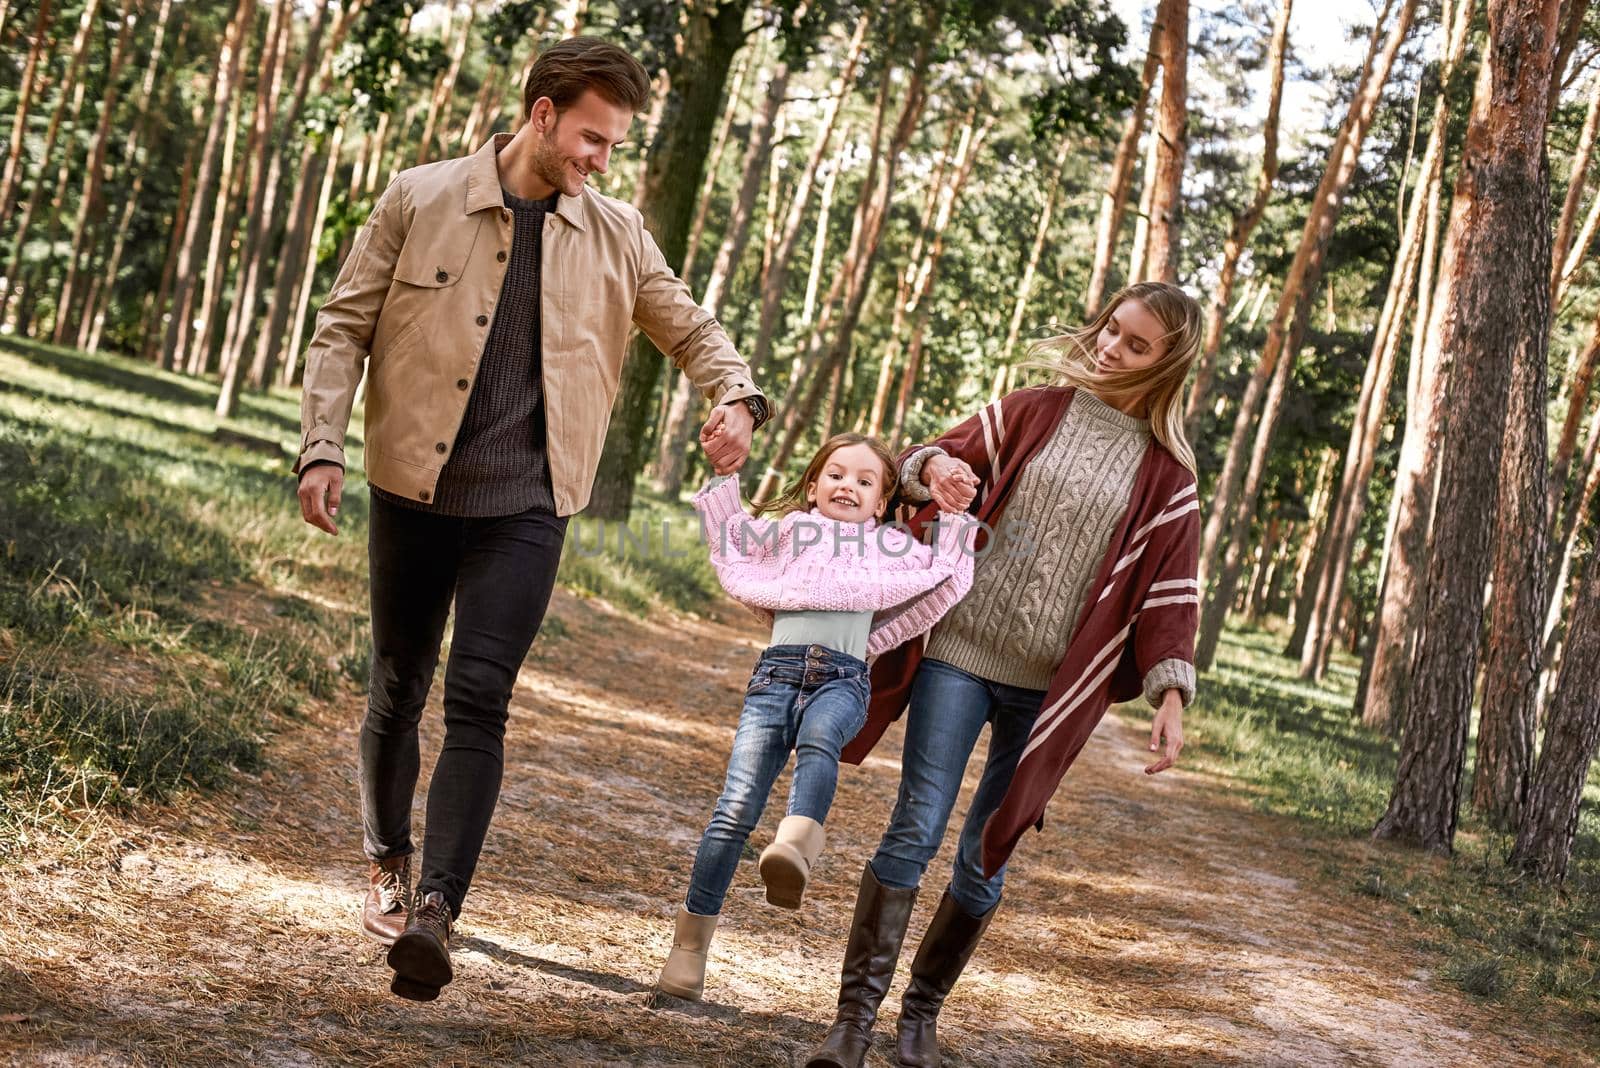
[807,442,890,523]
[1094,298,1170,374]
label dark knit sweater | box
[375,188,558,517]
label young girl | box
[656,433,978,1002]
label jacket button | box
[418,490,430,502]
[435,442,448,454]
[497,251,507,262]
[456,378,469,390]
[476,315,488,326]
[435,269,448,282]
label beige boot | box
[759,815,826,909]
[656,907,718,1000]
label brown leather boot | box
[805,864,918,1068]
[386,890,453,1001]
[894,890,998,1068]
[361,855,411,946]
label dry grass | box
[1,587,1596,1066]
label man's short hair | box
[523,37,652,119]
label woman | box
[806,281,1204,1068]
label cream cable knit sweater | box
[905,390,1194,702]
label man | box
[294,37,769,1002]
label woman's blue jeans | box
[685,644,869,916]
[869,657,1046,915]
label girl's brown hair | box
[1020,281,1204,472]
[756,433,900,518]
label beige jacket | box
[295,133,766,516]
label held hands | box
[923,453,980,512]
[298,464,344,536]
[1144,689,1185,775]
[700,401,754,475]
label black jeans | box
[360,492,566,917]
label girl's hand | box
[1144,690,1184,774]
[924,454,979,512]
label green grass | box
[0,337,724,852]
[1186,623,1600,1026]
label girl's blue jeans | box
[684,644,869,916]
[869,657,1047,915]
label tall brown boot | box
[894,889,998,1067]
[805,864,918,1068]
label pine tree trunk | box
[1143,0,1188,284]
[0,0,100,324]
[237,0,334,389]
[681,40,757,284]
[873,108,990,439]
[999,134,1073,368]
[416,0,476,167]
[216,0,295,413]
[652,57,791,496]
[1373,0,1558,854]
[82,0,180,353]
[584,0,752,521]
[1194,0,1416,671]
[801,120,851,329]
[1126,127,1158,285]
[1083,14,1160,316]
[161,0,257,371]
[1184,0,1292,437]
[1547,318,1599,527]
[868,109,965,437]
[1473,285,1552,829]
[748,10,871,379]
[52,4,139,345]
[1549,74,1600,299]
[282,119,346,388]
[145,139,199,363]
[186,76,248,376]
[1509,548,1600,882]
[0,0,56,224]
[1542,412,1600,666]
[756,19,941,502]
[252,0,363,384]
[1303,0,1472,680]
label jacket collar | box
[467,133,588,232]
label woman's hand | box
[1144,690,1184,774]
[923,454,980,512]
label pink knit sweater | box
[692,476,978,656]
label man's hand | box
[923,454,979,512]
[700,400,754,475]
[298,464,344,536]
[1144,690,1185,775]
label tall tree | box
[1142,0,1187,284]
[584,0,754,520]
[0,0,100,324]
[1509,540,1600,883]
[1083,10,1161,315]
[159,0,258,371]
[51,4,139,343]
[747,9,871,379]
[1195,0,1417,670]
[0,0,56,224]
[1293,0,1474,679]
[1183,0,1291,437]
[652,37,793,496]
[1373,0,1559,853]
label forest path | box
[0,586,1589,1067]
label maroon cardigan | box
[841,386,1201,876]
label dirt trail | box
[0,588,1592,1066]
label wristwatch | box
[736,394,770,430]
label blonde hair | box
[1019,281,1202,472]
[757,433,900,517]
